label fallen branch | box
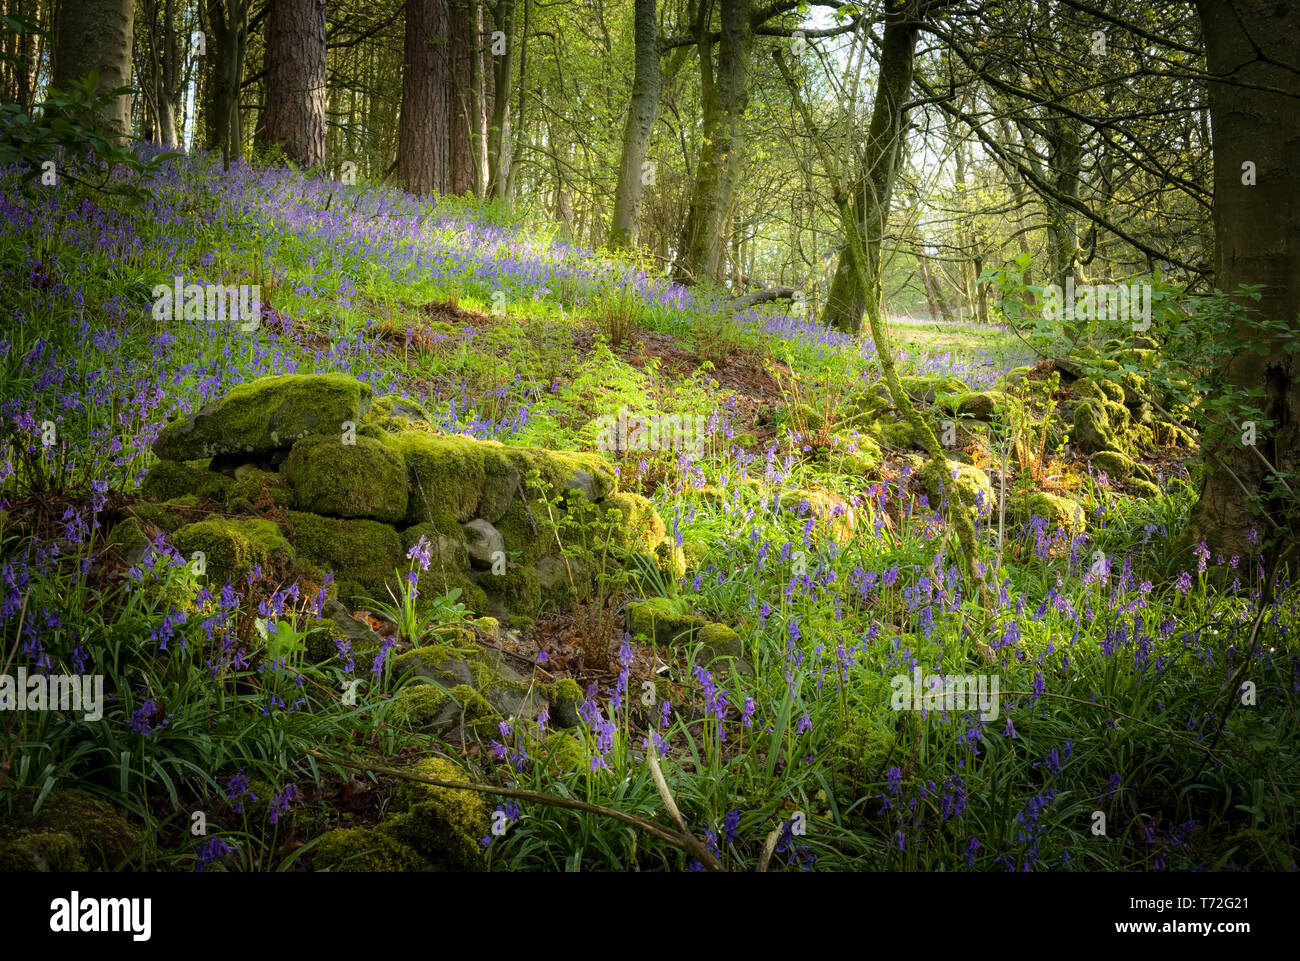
[722,285,797,312]
[301,746,725,871]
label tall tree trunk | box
[52,0,136,135]
[487,0,514,199]
[469,0,489,195]
[504,0,529,200]
[820,0,918,333]
[398,0,451,196]
[674,0,750,285]
[203,0,251,163]
[448,0,475,194]
[608,0,660,249]
[1190,0,1300,575]
[259,0,326,167]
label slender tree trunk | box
[608,0,660,249]
[674,0,750,285]
[259,0,326,167]
[448,0,475,194]
[203,0,251,163]
[398,0,451,196]
[820,0,919,333]
[487,0,515,200]
[52,0,136,135]
[469,0,488,195]
[504,0,529,200]
[1191,0,1300,574]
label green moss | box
[287,511,404,594]
[1097,379,1126,404]
[955,391,1008,422]
[331,579,369,608]
[107,518,148,558]
[1071,401,1120,454]
[605,491,666,553]
[1091,450,1155,484]
[282,434,408,522]
[732,432,758,448]
[482,564,540,615]
[0,792,141,869]
[226,468,293,514]
[552,678,583,703]
[626,597,708,646]
[900,374,968,401]
[140,460,233,502]
[874,418,919,450]
[0,831,88,871]
[363,394,433,432]
[536,732,587,777]
[390,684,452,728]
[387,431,487,530]
[1128,478,1160,498]
[313,827,427,872]
[1011,491,1085,538]
[697,622,743,658]
[917,458,995,517]
[172,517,294,587]
[153,373,374,461]
[787,402,824,432]
[655,541,687,581]
[387,757,490,871]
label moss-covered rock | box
[390,683,453,729]
[626,597,708,646]
[1071,401,1121,454]
[153,373,373,461]
[363,394,434,432]
[874,417,920,450]
[387,757,490,871]
[282,434,408,523]
[0,831,88,871]
[287,511,403,595]
[1011,491,1085,538]
[731,432,758,449]
[1128,477,1160,499]
[917,458,995,517]
[225,467,294,513]
[107,517,149,564]
[606,492,667,554]
[900,374,968,403]
[955,391,1008,422]
[141,460,233,503]
[312,826,427,872]
[172,517,294,586]
[1091,450,1155,485]
[0,792,141,870]
[387,432,489,530]
[787,403,825,432]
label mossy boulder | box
[731,432,758,449]
[387,757,490,871]
[172,517,294,586]
[390,683,453,730]
[288,511,403,595]
[480,563,540,618]
[0,792,141,870]
[1072,401,1121,454]
[312,827,427,872]
[900,374,968,404]
[550,678,584,728]
[1011,491,1085,538]
[955,391,1008,422]
[282,434,408,523]
[141,460,233,503]
[363,394,434,432]
[626,596,708,646]
[606,492,667,553]
[787,403,825,433]
[107,517,149,565]
[1091,450,1155,485]
[153,373,373,461]
[917,458,995,516]
[225,467,294,513]
[0,831,87,871]
[873,417,920,451]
